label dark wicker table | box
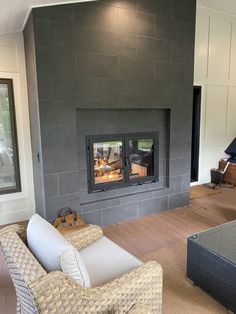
[187,220,236,313]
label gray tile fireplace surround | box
[24,0,196,225]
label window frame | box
[0,78,21,195]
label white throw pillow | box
[27,214,71,272]
[61,248,91,288]
[27,214,91,287]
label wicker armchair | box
[0,224,163,314]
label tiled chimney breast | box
[24,0,196,225]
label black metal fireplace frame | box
[86,132,159,193]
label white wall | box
[0,32,35,225]
[195,7,236,183]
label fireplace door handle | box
[124,157,131,169]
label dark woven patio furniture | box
[187,220,236,313]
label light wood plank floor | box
[1,187,236,313]
[103,187,236,313]
[104,188,236,257]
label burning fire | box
[94,157,122,183]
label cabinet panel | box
[208,17,231,82]
[229,22,236,81]
[227,86,236,137]
[205,85,228,140]
[194,13,209,80]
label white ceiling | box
[0,0,95,35]
[198,0,236,16]
[0,0,236,35]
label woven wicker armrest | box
[30,261,162,314]
[64,224,103,250]
[128,303,153,314]
[0,224,26,242]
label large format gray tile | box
[138,195,168,216]
[137,80,173,107]
[169,191,190,209]
[37,75,53,101]
[52,22,117,54]
[33,5,75,23]
[103,203,138,225]
[138,12,156,38]
[120,191,154,204]
[53,76,100,101]
[78,169,87,190]
[43,149,79,174]
[74,3,118,31]
[118,56,155,81]
[116,33,138,57]
[118,8,155,37]
[81,198,121,213]
[102,0,138,10]
[41,126,77,150]
[118,8,139,34]
[171,42,195,64]
[39,101,77,127]
[170,158,191,177]
[186,23,196,44]
[184,140,192,158]
[169,176,183,194]
[79,188,119,204]
[44,174,59,197]
[173,0,196,24]
[81,210,103,226]
[182,174,191,192]
[59,171,79,195]
[157,62,187,84]
[172,105,193,122]
[76,52,118,78]
[36,47,76,75]
[100,79,137,106]
[171,81,194,106]
[52,21,137,57]
[170,139,186,159]
[138,37,170,61]
[34,17,51,47]
[45,193,81,221]
[138,0,172,18]
[156,17,187,43]
[170,121,192,140]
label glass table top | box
[189,220,236,264]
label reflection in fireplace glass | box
[129,139,154,179]
[94,141,123,184]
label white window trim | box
[0,71,35,222]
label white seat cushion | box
[79,236,143,287]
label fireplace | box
[86,132,159,193]
[24,0,195,223]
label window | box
[0,79,21,194]
[86,132,159,193]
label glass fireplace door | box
[128,137,154,180]
[86,132,158,193]
[93,140,124,184]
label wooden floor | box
[103,187,236,258]
[1,187,236,313]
